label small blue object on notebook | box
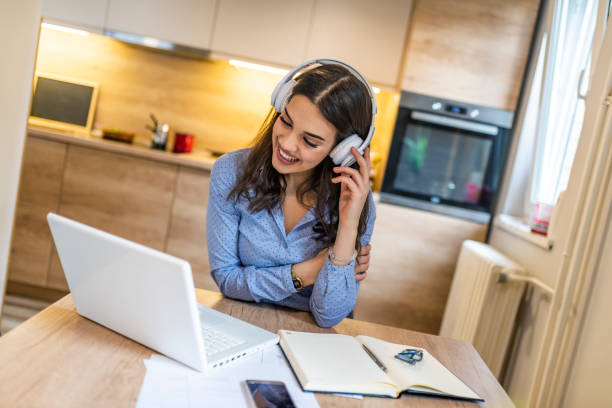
[395,348,423,365]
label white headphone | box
[270,58,378,167]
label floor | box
[1,202,487,336]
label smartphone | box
[244,379,296,408]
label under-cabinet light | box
[229,59,289,76]
[41,22,88,36]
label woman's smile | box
[277,145,300,164]
[271,95,336,176]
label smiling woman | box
[206,60,377,327]
[272,95,336,172]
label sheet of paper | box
[333,392,364,399]
[136,346,319,408]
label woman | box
[206,61,376,327]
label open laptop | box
[47,212,279,371]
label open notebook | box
[279,330,483,401]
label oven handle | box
[411,111,499,136]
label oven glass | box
[392,122,493,205]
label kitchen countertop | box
[28,126,218,171]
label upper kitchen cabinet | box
[305,0,413,88]
[42,0,109,31]
[105,0,217,50]
[401,0,540,110]
[211,0,315,67]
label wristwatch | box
[290,265,304,291]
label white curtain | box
[530,0,599,207]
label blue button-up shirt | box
[206,149,376,327]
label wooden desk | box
[0,290,513,407]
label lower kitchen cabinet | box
[8,137,66,287]
[165,167,215,292]
[7,134,214,299]
[59,145,177,251]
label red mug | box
[173,133,194,153]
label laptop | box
[46,212,279,371]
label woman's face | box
[271,94,337,177]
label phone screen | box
[245,380,296,408]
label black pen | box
[362,344,387,372]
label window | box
[529,0,600,208]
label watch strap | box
[290,264,304,291]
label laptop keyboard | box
[201,321,246,356]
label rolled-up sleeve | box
[309,193,376,327]
[206,155,296,303]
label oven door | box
[381,108,508,223]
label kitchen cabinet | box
[401,0,539,110]
[46,145,178,291]
[211,0,315,67]
[58,145,177,251]
[42,0,109,31]
[165,167,214,291]
[8,137,66,287]
[212,0,412,87]
[8,133,214,298]
[41,0,411,88]
[305,0,413,87]
[105,0,217,50]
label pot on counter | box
[173,132,194,153]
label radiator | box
[439,240,526,379]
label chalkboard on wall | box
[29,74,99,134]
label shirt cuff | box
[321,257,355,281]
[284,264,298,293]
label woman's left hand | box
[332,147,371,227]
[355,244,371,282]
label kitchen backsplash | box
[35,27,399,189]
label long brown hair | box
[228,64,372,249]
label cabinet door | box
[305,0,413,87]
[105,0,216,50]
[400,0,538,110]
[165,167,215,291]
[42,0,109,31]
[211,0,314,67]
[8,136,66,287]
[47,145,177,290]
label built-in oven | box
[380,92,513,223]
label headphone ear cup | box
[329,134,363,166]
[273,79,296,112]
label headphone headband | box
[270,59,377,166]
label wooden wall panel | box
[46,145,178,290]
[402,0,540,110]
[8,137,66,286]
[165,167,214,291]
[34,26,400,158]
[35,27,279,155]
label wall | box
[34,27,398,186]
[489,4,612,405]
[0,2,42,316]
[561,208,612,407]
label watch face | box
[292,278,302,290]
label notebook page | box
[279,331,397,396]
[356,335,481,400]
